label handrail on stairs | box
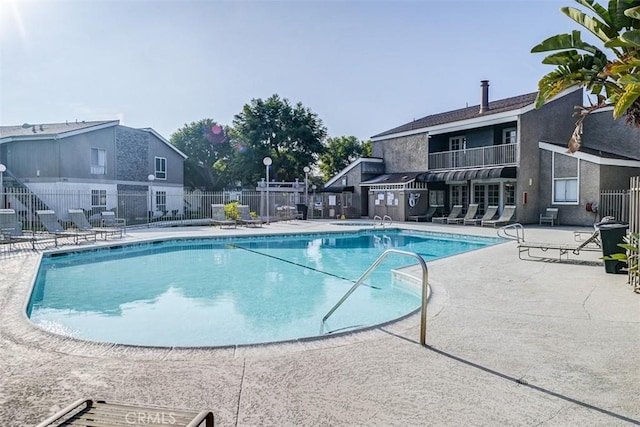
[321,248,429,345]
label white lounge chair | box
[69,209,123,239]
[481,205,516,228]
[37,210,97,244]
[0,208,57,250]
[465,205,498,226]
[447,204,478,224]
[432,205,463,224]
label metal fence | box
[0,187,311,230]
[600,189,630,223]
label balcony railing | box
[428,143,517,170]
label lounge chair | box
[238,205,262,227]
[36,398,214,427]
[464,205,498,226]
[407,206,437,222]
[68,209,123,240]
[514,227,602,260]
[481,205,516,228]
[0,208,57,250]
[539,207,559,226]
[447,204,478,224]
[37,210,97,244]
[432,205,463,224]
[210,204,236,228]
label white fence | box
[629,176,639,293]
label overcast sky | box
[1,0,576,141]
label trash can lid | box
[599,223,629,229]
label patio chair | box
[0,208,57,250]
[407,206,437,222]
[210,204,236,228]
[447,204,478,224]
[539,207,559,226]
[36,398,214,427]
[432,205,463,224]
[68,209,123,240]
[464,205,498,226]
[238,205,262,227]
[101,211,127,229]
[481,205,516,228]
[37,210,97,244]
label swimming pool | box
[28,229,498,347]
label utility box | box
[600,223,629,274]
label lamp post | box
[303,166,310,208]
[311,184,317,220]
[147,174,155,226]
[0,164,6,209]
[263,157,272,224]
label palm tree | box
[532,0,640,150]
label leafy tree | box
[532,0,640,151]
[318,136,372,179]
[230,94,327,184]
[170,119,233,190]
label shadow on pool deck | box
[0,221,638,426]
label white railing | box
[428,143,517,170]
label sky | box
[0,0,579,141]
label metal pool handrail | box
[497,223,524,242]
[321,249,430,345]
[372,215,393,229]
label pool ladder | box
[321,249,430,345]
[373,215,393,229]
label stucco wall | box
[372,133,428,173]
[519,89,583,223]
[582,110,640,160]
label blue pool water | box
[28,230,498,347]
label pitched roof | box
[0,120,118,139]
[540,140,639,161]
[372,92,537,139]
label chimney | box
[479,80,490,113]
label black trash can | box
[296,204,308,220]
[600,223,629,274]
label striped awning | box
[416,166,517,183]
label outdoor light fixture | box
[263,157,272,224]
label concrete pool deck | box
[0,220,638,426]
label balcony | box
[428,143,517,171]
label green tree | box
[532,0,640,148]
[170,119,233,190]
[318,136,372,179]
[230,94,327,184]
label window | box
[450,184,467,208]
[552,152,579,204]
[503,128,516,144]
[504,183,516,206]
[155,157,167,179]
[91,148,106,175]
[91,190,107,207]
[487,184,500,207]
[156,191,167,213]
[554,179,578,203]
[429,190,445,207]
